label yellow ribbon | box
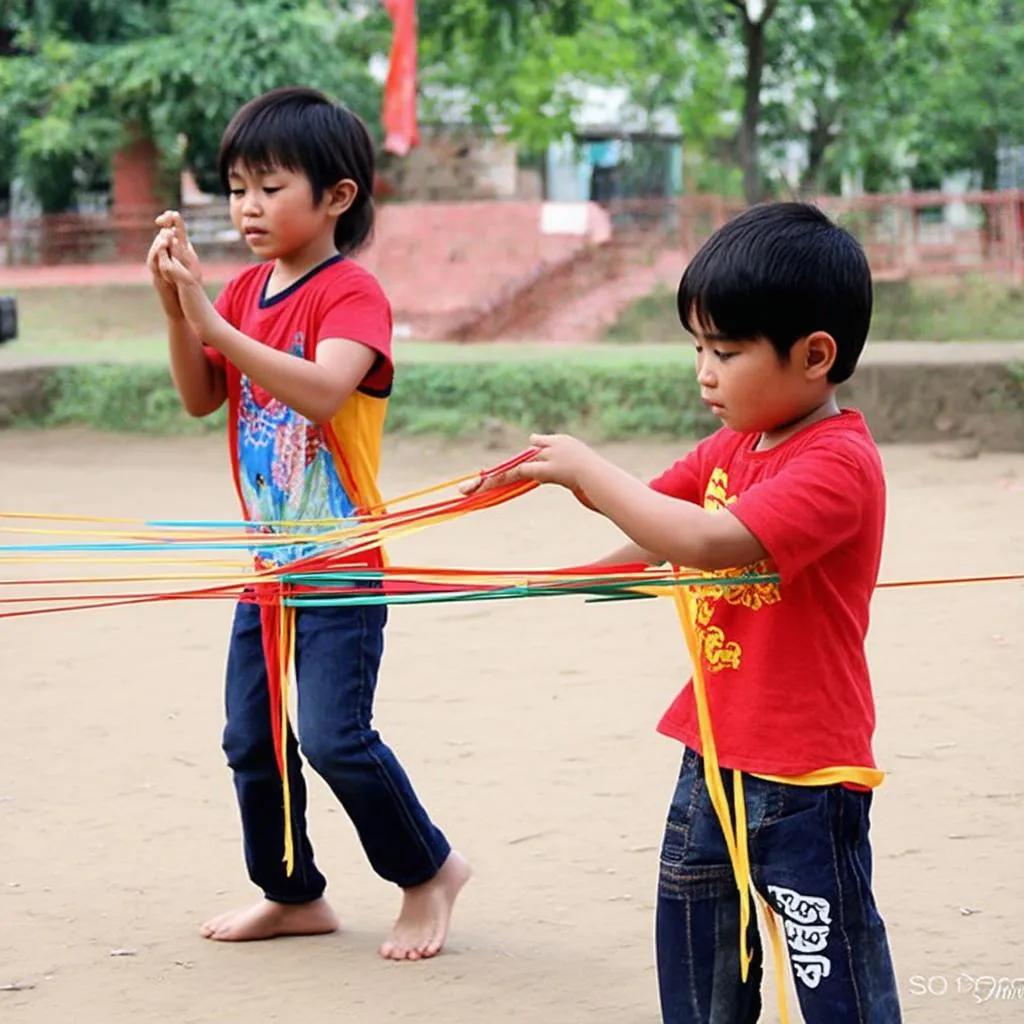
[670,569,883,1022]
[279,600,297,877]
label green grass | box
[606,277,1024,344]
[4,282,691,365]
[6,280,1023,442]
[8,274,1024,365]
[392,342,688,365]
[7,284,203,348]
[1,334,693,367]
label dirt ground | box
[1,430,1023,1024]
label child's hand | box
[157,244,219,340]
[146,211,203,320]
[460,434,597,495]
[519,434,597,489]
[459,468,515,496]
[155,210,203,285]
[146,228,183,319]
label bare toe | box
[380,852,472,962]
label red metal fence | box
[2,191,1023,285]
[673,191,1024,283]
[0,203,248,267]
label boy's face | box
[692,320,835,436]
[227,163,353,260]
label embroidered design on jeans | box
[766,885,833,988]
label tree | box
[416,0,603,152]
[723,0,781,204]
[0,0,383,210]
[677,1,935,202]
[5,0,1022,213]
[903,0,1024,191]
[414,1,928,202]
[415,0,702,174]
[751,0,925,196]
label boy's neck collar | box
[268,239,343,293]
[754,392,841,452]
[260,253,343,308]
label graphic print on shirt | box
[691,467,780,672]
[236,333,355,566]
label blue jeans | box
[222,599,451,902]
[657,748,902,1024]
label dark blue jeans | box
[222,599,451,902]
[657,748,902,1024]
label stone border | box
[842,342,1024,452]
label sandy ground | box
[1,430,1023,1024]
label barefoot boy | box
[148,87,469,961]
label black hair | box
[218,86,375,256]
[677,202,872,384]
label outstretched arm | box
[496,434,767,571]
[584,541,664,568]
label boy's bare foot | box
[200,898,339,942]
[379,851,472,961]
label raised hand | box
[146,227,184,319]
[154,210,202,284]
[154,238,219,341]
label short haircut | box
[677,202,872,384]
[218,86,375,255]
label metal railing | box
[3,192,1023,285]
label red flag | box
[382,0,419,155]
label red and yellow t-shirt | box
[650,410,886,777]
[207,255,393,567]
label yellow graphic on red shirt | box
[691,468,780,672]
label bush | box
[21,358,718,440]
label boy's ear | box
[801,331,837,380]
[326,179,358,216]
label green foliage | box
[1009,362,1024,402]
[0,35,121,208]
[756,1,926,193]
[869,278,1024,342]
[417,1,1024,201]
[0,0,383,207]
[414,2,939,199]
[902,0,1024,190]
[100,0,385,192]
[4,0,1024,214]
[32,363,228,433]
[416,0,695,151]
[22,357,716,439]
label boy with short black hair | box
[471,202,902,1022]
[148,86,469,962]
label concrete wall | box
[358,201,611,338]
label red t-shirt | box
[649,410,886,776]
[208,255,393,567]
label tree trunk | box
[979,128,1000,258]
[739,10,767,205]
[801,105,835,195]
